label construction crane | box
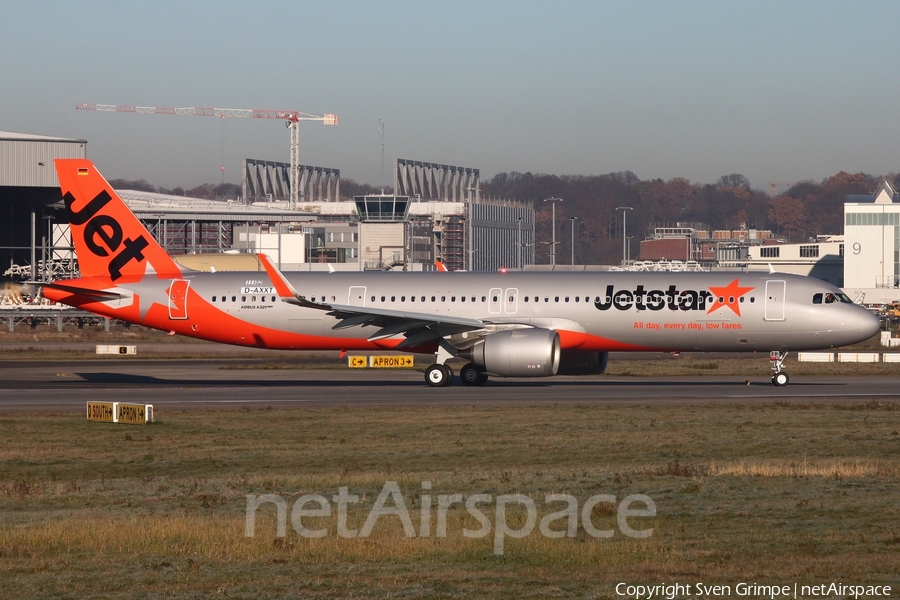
[768,180,797,196]
[76,103,338,210]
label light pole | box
[616,206,633,266]
[569,216,577,266]
[626,236,633,263]
[543,197,563,266]
[465,186,477,270]
[516,217,522,270]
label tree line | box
[110,168,900,266]
[480,170,898,265]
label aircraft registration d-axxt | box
[42,159,880,387]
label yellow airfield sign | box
[86,402,154,424]
[347,355,414,368]
[369,355,414,368]
[87,402,115,422]
[348,356,368,368]
[117,403,152,424]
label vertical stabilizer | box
[55,159,181,282]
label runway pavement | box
[1,357,899,413]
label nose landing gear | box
[770,351,789,386]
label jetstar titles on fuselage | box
[594,279,755,315]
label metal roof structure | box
[117,190,318,221]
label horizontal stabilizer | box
[29,281,123,301]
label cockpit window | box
[815,291,855,305]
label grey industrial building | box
[1,131,535,282]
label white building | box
[843,180,900,304]
[747,237,844,286]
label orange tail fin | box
[55,159,181,282]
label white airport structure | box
[746,237,844,287]
[842,180,900,305]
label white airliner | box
[40,159,880,387]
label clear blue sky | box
[2,0,898,191]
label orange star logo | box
[707,278,755,317]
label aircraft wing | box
[257,254,486,348]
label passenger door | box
[764,280,786,321]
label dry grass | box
[1,404,899,597]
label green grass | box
[2,403,900,598]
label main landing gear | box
[425,363,454,387]
[424,362,489,387]
[425,342,456,387]
[424,342,489,387]
[460,363,489,386]
[770,350,789,386]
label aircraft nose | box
[846,306,881,340]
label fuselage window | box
[391,296,396,302]
[451,296,456,302]
[411,296,416,302]
[739,297,744,303]
[565,297,569,302]
[509,296,514,302]
[750,297,755,303]
[401,296,406,302]
[252,296,257,302]
[212,296,216,302]
[441,296,446,302]
[575,296,579,302]
[481,296,486,302]
[371,296,376,302]
[262,296,266,303]
[545,297,549,303]
[242,296,246,302]
[431,296,436,302]
[524,297,529,302]
[555,297,559,302]
[272,296,276,302]
[728,296,734,304]
[232,296,236,302]
[718,296,724,303]
[460,296,465,302]
[492,296,498,302]
[422,296,426,302]
[471,296,476,302]
[382,296,386,302]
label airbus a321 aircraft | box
[40,159,880,387]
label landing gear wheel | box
[460,363,489,386]
[425,364,453,387]
[772,372,789,387]
[769,351,789,387]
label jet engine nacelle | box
[556,350,609,375]
[462,328,561,377]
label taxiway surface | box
[1,358,898,413]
